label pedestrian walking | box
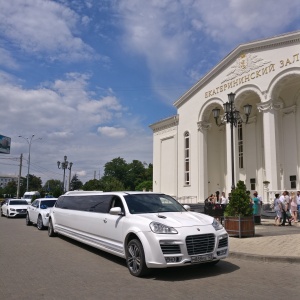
[297,191,300,221]
[279,191,292,226]
[290,191,298,223]
[273,193,281,225]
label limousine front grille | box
[160,244,181,254]
[186,234,215,255]
[218,237,228,248]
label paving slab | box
[228,218,300,263]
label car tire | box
[37,215,45,230]
[6,210,9,218]
[48,219,57,237]
[26,213,32,226]
[126,239,149,277]
[1,209,3,217]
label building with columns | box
[150,31,300,203]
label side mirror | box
[183,205,191,211]
[109,207,123,215]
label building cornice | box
[149,115,179,133]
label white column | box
[258,100,282,192]
[198,121,211,201]
[225,122,233,195]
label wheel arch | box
[124,231,154,267]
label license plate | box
[191,253,213,264]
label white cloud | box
[0,72,152,184]
[97,126,128,138]
[0,0,95,61]
[185,0,300,44]
[76,170,87,177]
[115,0,300,100]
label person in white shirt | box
[280,191,292,226]
[220,192,228,205]
[279,192,287,226]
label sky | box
[1,0,300,187]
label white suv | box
[48,191,229,277]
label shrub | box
[224,180,253,217]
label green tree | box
[126,160,147,190]
[99,176,124,192]
[104,157,128,184]
[70,174,83,191]
[135,180,153,191]
[102,157,153,191]
[144,163,153,181]
[29,174,42,191]
[43,179,63,197]
[3,181,17,197]
[82,179,102,191]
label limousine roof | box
[64,191,103,195]
[63,191,160,196]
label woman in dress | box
[252,192,260,216]
[273,193,282,225]
[290,191,298,222]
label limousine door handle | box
[103,218,107,223]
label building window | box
[184,131,190,185]
[250,178,256,190]
[238,122,243,169]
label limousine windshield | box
[124,194,186,214]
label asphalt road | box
[0,216,299,300]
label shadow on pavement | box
[148,260,239,281]
[58,235,239,281]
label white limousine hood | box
[137,211,213,227]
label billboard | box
[0,134,11,154]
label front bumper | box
[140,226,229,268]
[9,209,27,217]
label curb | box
[229,252,300,264]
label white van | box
[48,191,229,277]
[22,191,40,203]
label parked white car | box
[26,198,57,230]
[48,191,229,277]
[1,199,29,218]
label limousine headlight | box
[212,219,223,231]
[149,222,178,234]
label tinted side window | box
[55,196,65,208]
[31,200,38,207]
[60,195,112,213]
[109,196,125,214]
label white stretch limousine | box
[48,191,229,277]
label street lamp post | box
[68,162,73,191]
[57,155,73,192]
[19,135,42,191]
[212,92,252,190]
[57,155,69,193]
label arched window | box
[184,132,190,185]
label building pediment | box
[174,30,300,108]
